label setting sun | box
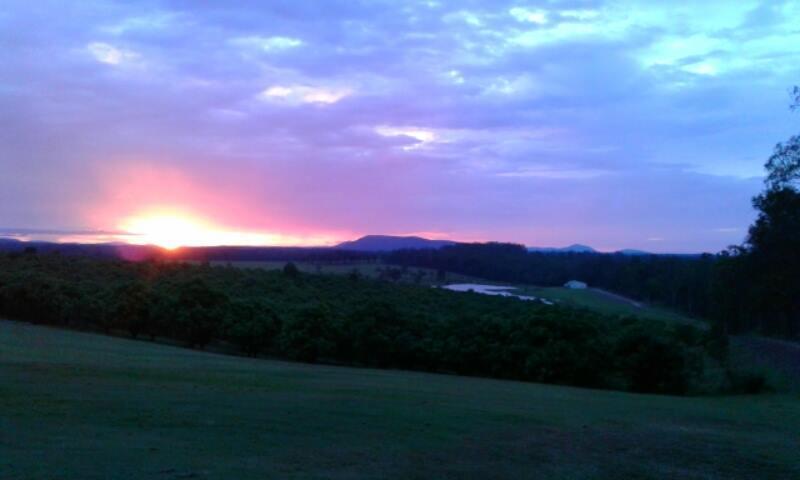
[118,212,342,249]
[121,214,217,249]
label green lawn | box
[1,320,798,479]
[520,286,703,326]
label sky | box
[1,0,799,252]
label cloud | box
[1,0,796,252]
[0,228,129,236]
[560,9,600,21]
[231,35,303,51]
[258,85,352,105]
[375,126,437,149]
[509,7,548,25]
[86,42,139,65]
[495,167,609,180]
[100,12,181,35]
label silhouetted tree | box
[283,262,300,277]
[712,85,800,337]
[765,136,800,190]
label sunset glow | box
[118,212,343,249]
[121,214,216,249]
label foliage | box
[0,253,725,395]
[282,261,300,277]
[765,136,800,190]
[224,299,281,356]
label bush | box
[726,370,770,394]
[614,326,700,395]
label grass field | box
[519,287,703,326]
[2,320,799,479]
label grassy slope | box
[520,287,703,326]
[1,320,799,480]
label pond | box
[440,283,553,305]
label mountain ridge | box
[334,235,456,251]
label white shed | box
[564,280,587,289]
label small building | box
[564,280,587,289]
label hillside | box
[2,319,798,480]
[335,235,456,251]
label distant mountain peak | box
[335,235,455,252]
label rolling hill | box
[335,235,456,251]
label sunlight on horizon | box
[119,212,340,249]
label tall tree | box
[721,85,800,337]
[764,86,800,189]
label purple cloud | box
[1,0,798,252]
